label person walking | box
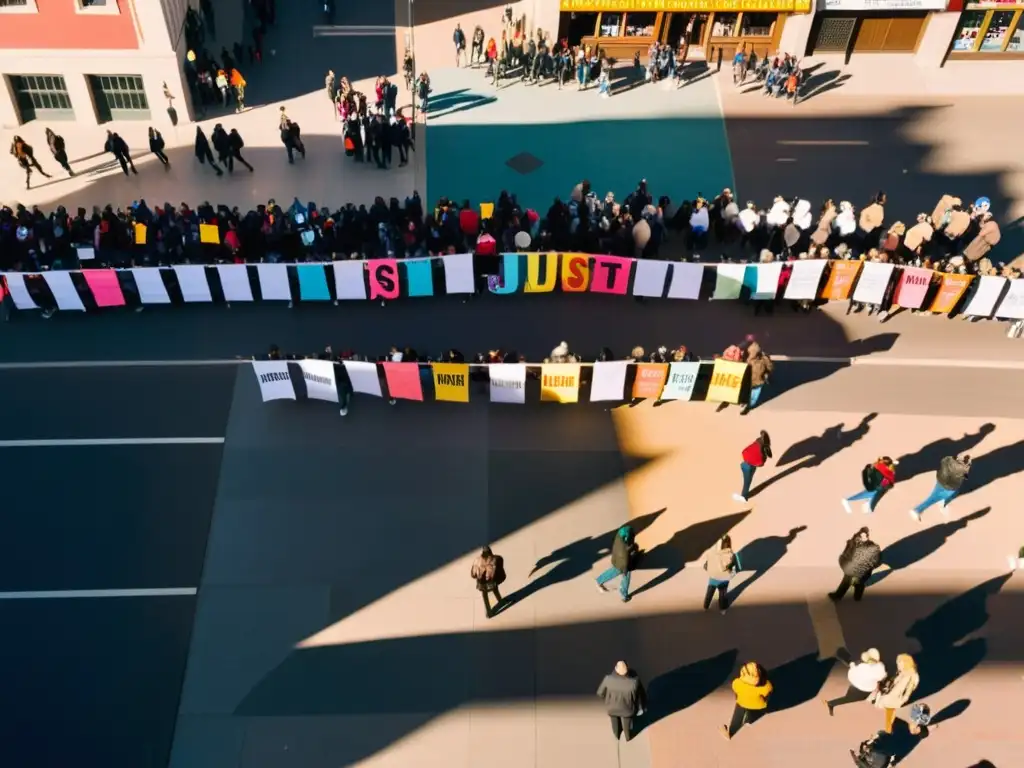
[596,525,638,602]
[720,661,772,741]
[829,527,881,602]
[104,130,138,176]
[822,648,887,715]
[453,23,466,67]
[11,135,52,189]
[842,456,897,514]
[703,534,742,614]
[325,69,336,116]
[280,119,304,163]
[193,126,223,176]
[910,454,970,523]
[871,653,919,734]
[229,67,246,112]
[228,128,254,172]
[417,71,431,113]
[597,660,647,742]
[45,128,74,176]
[469,545,506,618]
[211,123,232,170]
[148,127,170,169]
[742,342,773,414]
[734,430,771,503]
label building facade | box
[0,0,195,129]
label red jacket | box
[742,441,767,467]
[460,208,479,236]
[873,461,896,488]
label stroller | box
[850,732,895,768]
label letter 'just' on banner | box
[706,360,747,404]
[432,363,470,402]
[540,363,581,403]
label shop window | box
[979,10,1016,49]
[77,0,118,11]
[8,74,74,123]
[0,0,30,6]
[741,12,775,37]
[88,74,150,123]
[953,11,987,50]
[1007,17,1024,50]
[712,13,739,38]
[599,13,622,37]
[624,12,656,37]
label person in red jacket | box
[842,456,897,514]
[734,430,772,503]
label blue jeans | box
[597,567,631,600]
[740,461,756,498]
[913,483,958,514]
[846,487,884,511]
[749,385,764,408]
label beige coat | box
[859,203,884,233]
[903,221,933,253]
[945,210,971,238]
[873,669,919,709]
[931,195,960,229]
[964,220,1001,262]
[811,207,836,246]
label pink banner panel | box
[82,269,126,307]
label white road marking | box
[776,157,798,162]
[0,438,225,448]
[777,140,869,146]
[805,594,847,660]
[0,359,244,370]
[312,25,394,38]
[0,588,197,600]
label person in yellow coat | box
[720,661,773,740]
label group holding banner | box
[3,253,1022,321]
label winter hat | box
[617,526,632,540]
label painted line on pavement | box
[776,157,798,162]
[0,588,197,600]
[0,438,225,448]
[777,140,869,146]
[0,359,246,370]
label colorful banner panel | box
[257,263,292,301]
[784,259,827,300]
[561,253,589,292]
[632,363,668,399]
[753,263,783,300]
[632,259,670,298]
[42,270,85,311]
[852,262,895,305]
[344,360,383,397]
[382,362,423,401]
[526,252,558,293]
[369,259,400,300]
[131,267,171,304]
[443,253,475,294]
[540,364,581,403]
[216,264,254,302]
[893,266,933,309]
[707,360,747,404]
[298,359,338,402]
[174,265,213,302]
[489,364,527,403]
[713,264,746,300]
[928,274,972,314]
[252,360,296,401]
[405,258,435,297]
[334,260,367,300]
[591,255,631,295]
[661,361,701,401]
[81,269,126,307]
[432,363,470,402]
[668,262,703,299]
[590,361,629,402]
[823,261,861,300]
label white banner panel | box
[713,263,747,300]
[661,361,701,401]
[994,279,1024,319]
[333,260,367,300]
[489,363,526,404]
[131,267,171,304]
[443,252,475,294]
[784,259,828,300]
[590,361,629,402]
[216,264,254,302]
[851,262,895,304]
[632,259,670,297]
[173,265,213,302]
[42,270,85,311]
[256,263,291,301]
[298,359,339,402]
[965,275,1008,317]
[754,263,783,300]
[252,360,296,401]
[344,360,383,397]
[76,246,95,261]
[3,273,39,310]
[667,262,703,299]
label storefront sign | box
[819,0,947,9]
[560,0,811,13]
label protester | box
[703,534,741,613]
[45,128,73,176]
[193,126,223,176]
[822,648,887,715]
[871,653,920,734]
[842,457,898,514]
[597,660,647,742]
[721,661,772,740]
[453,23,466,67]
[10,135,52,189]
[734,430,771,503]
[829,527,882,602]
[595,525,638,602]
[910,454,971,522]
[103,131,138,176]
[470,545,506,618]
[148,127,170,168]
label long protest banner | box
[0,255,1010,319]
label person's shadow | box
[727,526,807,605]
[894,423,996,484]
[767,652,836,713]
[872,699,971,764]
[871,508,990,586]
[960,438,1024,497]
[748,414,877,498]
[500,508,666,610]
[636,648,738,734]
[905,573,1011,701]
[629,511,751,598]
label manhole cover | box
[505,152,544,175]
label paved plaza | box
[2,2,1024,767]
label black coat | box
[839,539,881,581]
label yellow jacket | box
[733,674,772,710]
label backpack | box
[862,464,882,491]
